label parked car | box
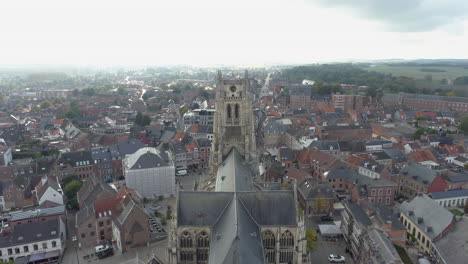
[321,215,334,222]
[328,254,345,263]
[176,169,188,176]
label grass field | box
[363,65,468,80]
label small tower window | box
[235,104,239,119]
[227,104,232,119]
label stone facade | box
[209,71,257,178]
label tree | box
[416,116,427,121]
[149,103,161,112]
[306,229,319,252]
[191,103,200,110]
[424,74,433,83]
[142,115,151,126]
[117,87,126,95]
[31,105,40,113]
[179,106,190,117]
[40,100,52,109]
[459,116,468,135]
[413,128,425,140]
[51,97,64,104]
[312,197,330,215]
[65,180,82,199]
[135,111,143,126]
[162,143,170,150]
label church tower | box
[209,70,257,177]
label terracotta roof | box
[118,187,141,200]
[267,111,282,118]
[285,168,311,185]
[54,119,64,125]
[309,149,338,169]
[185,143,197,152]
[190,124,199,133]
[50,129,61,136]
[118,136,129,141]
[173,131,186,142]
[94,197,123,219]
[297,149,313,165]
[440,144,464,156]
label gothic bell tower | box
[209,70,257,177]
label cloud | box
[312,0,468,32]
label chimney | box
[41,175,47,186]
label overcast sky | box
[1,0,467,66]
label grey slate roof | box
[263,121,287,134]
[433,217,468,264]
[61,151,93,167]
[400,163,437,185]
[11,205,65,222]
[215,149,255,192]
[0,218,61,248]
[0,181,12,195]
[209,195,265,264]
[444,173,468,183]
[237,191,297,226]
[430,189,468,200]
[298,180,334,200]
[129,152,168,170]
[177,192,234,226]
[347,203,372,226]
[383,148,406,163]
[311,140,340,152]
[197,138,212,148]
[116,139,145,157]
[399,195,454,239]
[279,147,294,161]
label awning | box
[319,222,342,236]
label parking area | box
[148,215,167,241]
[305,213,355,264]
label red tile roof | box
[94,198,123,219]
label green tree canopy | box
[65,180,82,199]
[459,116,468,135]
[40,100,52,109]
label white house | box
[35,176,64,207]
[0,218,66,263]
[124,147,175,199]
[430,189,468,208]
[453,156,468,168]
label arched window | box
[235,104,239,119]
[198,231,210,247]
[280,231,294,247]
[263,230,276,264]
[180,250,194,261]
[262,231,275,248]
[196,249,208,261]
[180,232,193,248]
[227,104,232,119]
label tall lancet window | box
[227,104,232,119]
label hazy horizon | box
[2,0,468,66]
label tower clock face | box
[230,85,237,93]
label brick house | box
[112,196,150,253]
[399,163,437,198]
[196,138,211,169]
[297,179,334,216]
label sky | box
[1,0,468,66]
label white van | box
[176,169,188,176]
[95,245,109,253]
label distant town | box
[0,62,467,264]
